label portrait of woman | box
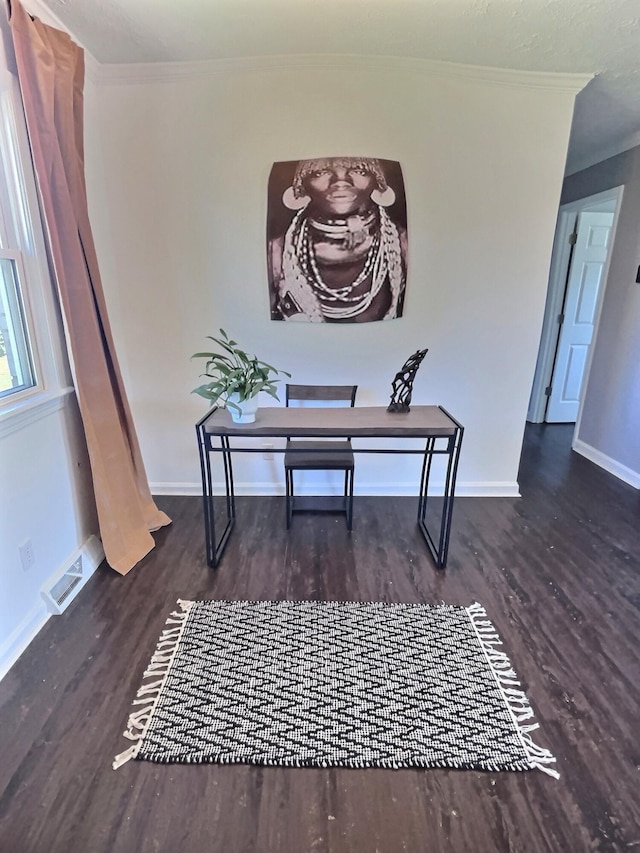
[267,157,408,323]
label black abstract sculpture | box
[387,348,428,413]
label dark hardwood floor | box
[1,423,639,852]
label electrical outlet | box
[262,443,275,461]
[19,539,35,571]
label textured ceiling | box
[33,0,640,174]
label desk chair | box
[284,384,358,530]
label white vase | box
[226,392,258,424]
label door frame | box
[527,185,624,425]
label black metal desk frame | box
[196,405,463,570]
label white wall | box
[84,57,584,498]
[561,146,640,485]
[0,397,103,676]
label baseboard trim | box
[572,439,640,489]
[151,481,521,498]
[0,534,104,683]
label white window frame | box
[0,68,69,436]
[0,252,36,396]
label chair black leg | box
[287,465,353,530]
[343,470,349,529]
[286,468,293,529]
[346,468,354,531]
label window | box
[0,71,63,419]
[0,80,40,401]
[0,255,36,397]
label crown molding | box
[12,9,593,96]
[22,0,101,83]
[89,53,591,94]
[84,52,102,85]
[21,0,65,28]
[16,5,592,97]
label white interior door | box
[546,211,614,422]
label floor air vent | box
[42,556,84,615]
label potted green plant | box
[191,329,290,423]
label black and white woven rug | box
[113,600,558,777]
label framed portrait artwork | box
[267,157,408,323]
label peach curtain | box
[8,0,171,575]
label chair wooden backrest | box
[285,384,358,406]
[285,384,358,440]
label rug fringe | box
[466,602,560,780]
[113,599,194,770]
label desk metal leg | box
[197,421,215,566]
[196,406,463,570]
[196,420,236,568]
[417,411,464,569]
[417,436,436,522]
[221,435,236,521]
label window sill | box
[0,385,74,440]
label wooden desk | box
[196,404,464,569]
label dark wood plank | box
[1,423,639,852]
